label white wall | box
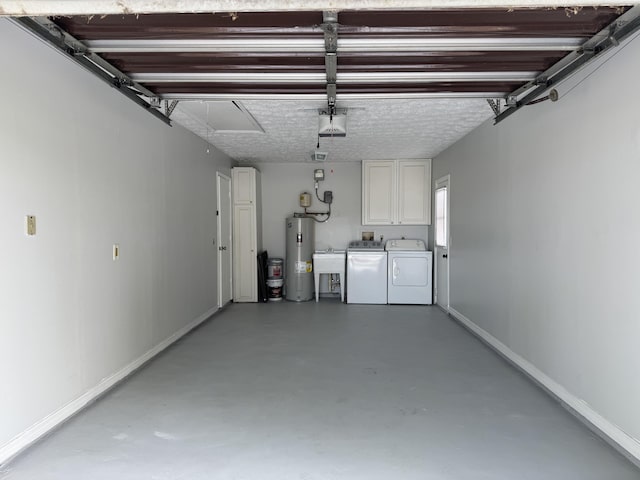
[0,19,232,462]
[251,161,427,255]
[433,34,640,456]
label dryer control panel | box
[385,239,426,251]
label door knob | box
[442,254,448,258]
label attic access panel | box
[49,7,627,100]
[177,101,264,132]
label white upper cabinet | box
[232,167,256,204]
[362,159,431,226]
[397,160,431,225]
[363,160,396,225]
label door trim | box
[216,172,232,308]
[434,174,450,312]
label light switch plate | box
[26,215,36,236]
[113,244,120,261]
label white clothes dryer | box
[385,239,433,305]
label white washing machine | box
[346,240,387,304]
[386,239,433,305]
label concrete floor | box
[2,301,639,480]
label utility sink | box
[312,250,346,302]
[313,250,345,269]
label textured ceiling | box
[171,98,493,162]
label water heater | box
[285,215,315,301]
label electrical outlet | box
[113,244,120,261]
[25,215,36,236]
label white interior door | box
[434,175,450,311]
[217,172,232,307]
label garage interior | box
[1,1,640,479]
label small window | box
[435,187,447,248]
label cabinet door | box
[398,160,431,225]
[233,204,257,302]
[363,161,396,225]
[232,167,255,205]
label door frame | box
[216,172,233,308]
[434,174,450,312]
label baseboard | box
[0,306,219,466]
[447,307,640,467]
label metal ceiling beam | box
[338,37,583,52]
[132,72,327,83]
[130,71,537,83]
[87,38,325,53]
[366,70,537,81]
[0,0,626,16]
[148,82,520,95]
[86,37,583,53]
[11,17,171,125]
[161,92,505,101]
[495,4,640,124]
[322,11,338,109]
